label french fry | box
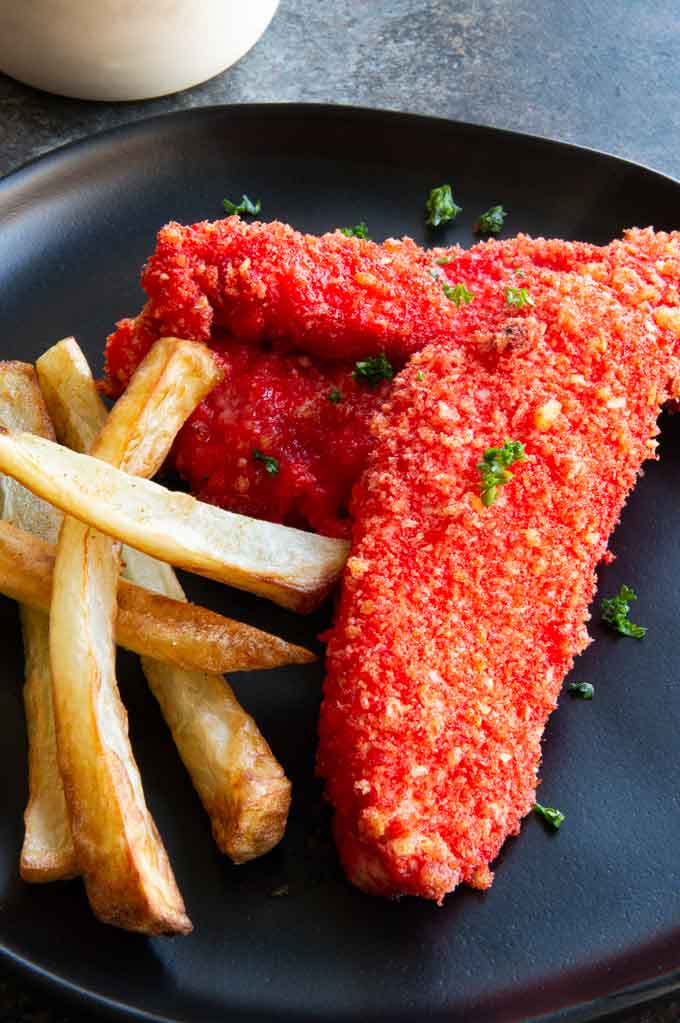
[0,429,350,613]
[139,661,293,863]
[38,338,294,862]
[50,338,221,934]
[35,337,105,455]
[19,608,76,881]
[0,519,314,674]
[0,362,76,882]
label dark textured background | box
[0,1,678,1020]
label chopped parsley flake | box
[442,281,474,306]
[352,353,394,387]
[339,221,370,239]
[328,388,343,403]
[477,439,526,507]
[435,255,455,266]
[568,682,594,700]
[475,204,507,235]
[534,803,565,830]
[505,285,534,309]
[601,585,646,639]
[425,184,462,228]
[253,449,279,475]
[416,371,424,381]
[223,194,261,216]
[514,268,526,277]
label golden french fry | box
[141,661,292,863]
[0,519,314,674]
[52,522,192,933]
[38,337,294,862]
[0,361,76,882]
[0,429,350,612]
[50,338,220,934]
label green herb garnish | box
[416,371,424,381]
[253,449,279,475]
[505,285,534,309]
[352,353,394,387]
[475,204,507,235]
[534,803,565,830]
[442,281,474,306]
[223,194,261,216]
[425,184,461,228]
[328,388,343,403]
[339,221,370,239]
[568,682,594,700]
[435,255,455,266]
[477,439,526,507]
[601,585,646,639]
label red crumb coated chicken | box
[104,217,466,535]
[105,217,464,385]
[104,221,680,541]
[317,230,680,902]
[104,217,680,898]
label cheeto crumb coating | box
[107,217,464,376]
[317,233,680,902]
[104,218,680,898]
[104,217,465,535]
[104,220,680,537]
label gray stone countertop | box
[0,1,678,1021]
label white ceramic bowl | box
[0,0,279,102]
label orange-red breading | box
[103,217,680,901]
[105,217,464,388]
[102,219,466,535]
[317,230,680,902]
[104,219,680,539]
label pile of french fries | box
[0,337,349,935]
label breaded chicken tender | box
[317,231,680,901]
[104,216,680,899]
[104,218,462,535]
[105,217,464,388]
[104,218,680,538]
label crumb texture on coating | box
[318,228,680,902]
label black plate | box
[1,104,679,1023]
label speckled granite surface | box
[2,0,680,182]
[0,1,678,1020]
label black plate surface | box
[0,104,679,1023]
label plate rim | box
[3,939,680,1023]
[0,101,678,1023]
[1,100,679,200]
